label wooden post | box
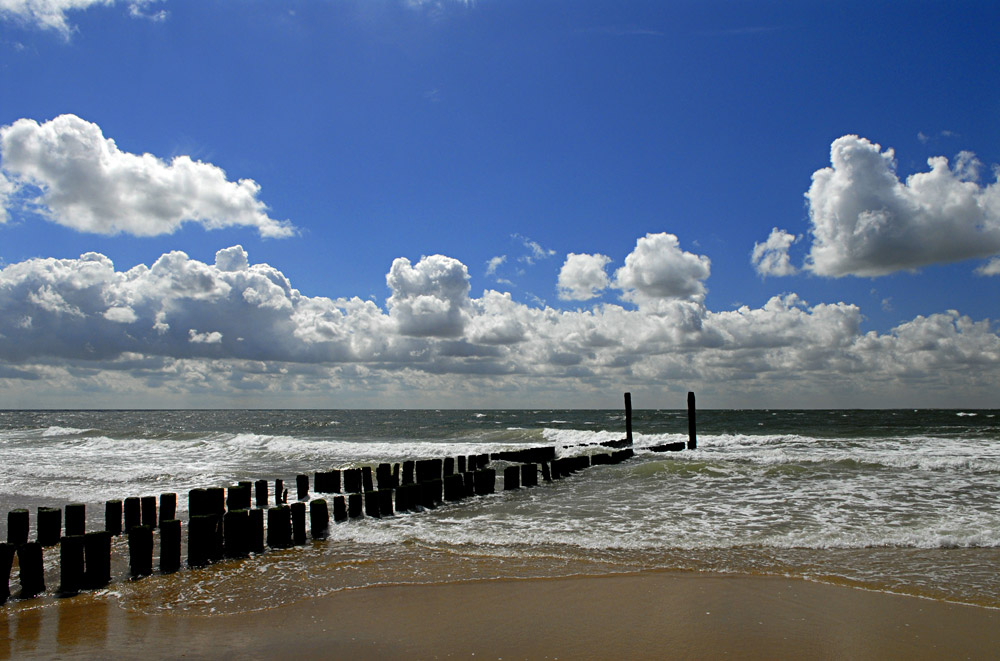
[474,469,495,496]
[624,392,633,444]
[123,496,141,532]
[275,479,285,504]
[7,509,29,546]
[188,488,208,516]
[296,474,309,501]
[310,499,329,538]
[128,525,154,578]
[224,509,250,558]
[378,489,394,517]
[230,484,252,510]
[255,479,269,508]
[503,465,521,490]
[160,493,177,525]
[64,503,86,536]
[267,506,292,549]
[402,460,415,485]
[376,463,393,490]
[160,519,181,573]
[104,500,122,536]
[59,535,85,595]
[348,493,363,518]
[333,496,348,522]
[141,495,157,529]
[365,491,381,518]
[362,467,374,492]
[17,542,45,597]
[83,531,112,588]
[187,514,214,567]
[521,463,538,488]
[248,508,264,553]
[291,502,307,545]
[343,469,362,494]
[444,474,465,502]
[0,542,13,604]
[687,391,697,450]
[37,506,62,546]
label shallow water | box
[1,408,998,614]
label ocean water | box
[1,408,998,614]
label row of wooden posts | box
[1,391,697,605]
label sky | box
[0,0,998,409]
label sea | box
[1,408,999,615]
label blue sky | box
[0,0,998,408]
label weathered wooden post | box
[59,535,85,595]
[521,463,538,488]
[503,465,521,490]
[443,457,455,477]
[128,525,154,578]
[267,506,292,549]
[275,479,285,504]
[541,461,552,482]
[343,469,362,494]
[310,499,329,538]
[0,542,13,604]
[224,509,250,558]
[474,469,496,495]
[402,461,415,485]
[378,489,394,517]
[141,495,157,529]
[187,515,214,567]
[625,392,633,444]
[65,503,86,536]
[333,496,348,522]
[105,500,122,536]
[18,542,45,597]
[291,502,307,545]
[230,484,252,511]
[296,474,309,501]
[123,497,141,533]
[37,506,62,546]
[444,474,465,502]
[8,509,29,546]
[255,479,269,508]
[248,508,264,553]
[458,456,467,473]
[159,493,177,525]
[376,463,392,490]
[348,493,363,518]
[362,467,374,492]
[160,518,181,573]
[83,531,112,588]
[365,491,381,518]
[687,391,697,450]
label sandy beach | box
[4,570,999,660]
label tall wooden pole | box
[687,391,697,450]
[624,392,633,445]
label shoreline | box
[5,570,1000,659]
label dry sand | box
[3,571,999,659]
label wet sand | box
[3,571,1000,659]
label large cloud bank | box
[0,115,292,238]
[755,135,1000,278]
[1,244,996,406]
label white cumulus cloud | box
[803,135,1000,277]
[0,243,997,407]
[751,227,799,276]
[0,114,294,238]
[386,254,471,338]
[613,232,711,305]
[557,253,611,301]
[975,258,1000,277]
